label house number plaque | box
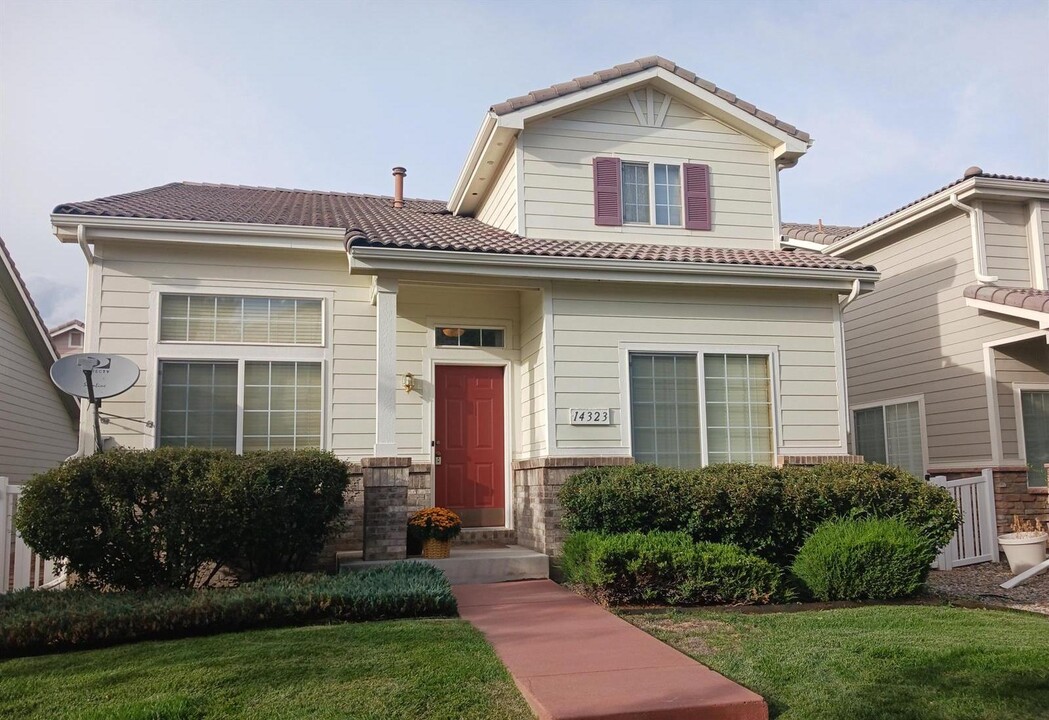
[570,408,611,425]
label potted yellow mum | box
[408,507,462,559]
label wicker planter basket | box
[422,538,451,559]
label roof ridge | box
[175,181,447,204]
[490,55,811,143]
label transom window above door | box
[435,327,504,348]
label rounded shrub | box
[562,531,781,606]
[558,462,959,566]
[791,517,935,601]
[14,448,352,590]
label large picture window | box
[853,399,924,478]
[158,360,323,451]
[629,351,775,469]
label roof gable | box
[0,237,79,420]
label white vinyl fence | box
[1,476,64,593]
[929,469,998,570]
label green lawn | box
[626,604,1049,720]
[0,619,532,720]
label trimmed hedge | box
[0,563,456,658]
[14,448,352,590]
[791,518,935,601]
[562,531,782,606]
[559,463,958,566]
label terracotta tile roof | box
[490,56,811,144]
[781,223,858,246]
[964,285,1049,315]
[54,182,875,273]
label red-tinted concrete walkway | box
[454,580,768,720]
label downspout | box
[75,224,93,458]
[837,279,861,443]
[949,194,998,284]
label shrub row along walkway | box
[454,580,767,720]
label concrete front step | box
[339,545,549,585]
[453,527,518,545]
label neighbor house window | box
[621,162,682,226]
[435,327,505,348]
[629,352,774,469]
[156,292,326,452]
[1020,389,1049,487]
[853,400,924,478]
[68,330,83,348]
[160,294,322,345]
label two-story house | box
[784,168,1049,534]
[50,57,877,559]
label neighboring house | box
[49,319,85,357]
[49,56,878,558]
[783,167,1049,533]
[0,237,79,483]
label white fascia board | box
[825,177,1049,258]
[51,214,345,251]
[447,112,501,216]
[780,237,832,251]
[966,297,1049,330]
[496,68,810,156]
[348,246,878,292]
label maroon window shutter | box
[593,156,622,226]
[683,163,712,230]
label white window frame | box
[157,291,326,348]
[619,343,781,466]
[850,394,929,476]
[1013,383,1049,488]
[146,285,333,452]
[432,324,508,349]
[619,158,684,228]
[67,330,83,348]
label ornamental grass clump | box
[408,507,463,541]
[791,517,935,601]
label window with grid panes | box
[853,400,923,478]
[160,294,322,345]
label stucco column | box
[373,277,398,456]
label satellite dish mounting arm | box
[83,368,103,454]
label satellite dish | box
[51,353,140,400]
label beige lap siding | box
[91,240,375,456]
[994,339,1049,460]
[549,281,847,455]
[475,145,519,234]
[519,288,547,458]
[843,208,1045,467]
[520,92,778,248]
[0,282,77,482]
[982,201,1032,288]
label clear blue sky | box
[2,0,1046,324]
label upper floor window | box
[853,399,924,478]
[593,157,710,230]
[620,162,682,226]
[68,330,83,348]
[160,294,322,345]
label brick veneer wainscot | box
[512,456,635,555]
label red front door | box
[434,365,505,528]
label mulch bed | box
[926,561,1049,615]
